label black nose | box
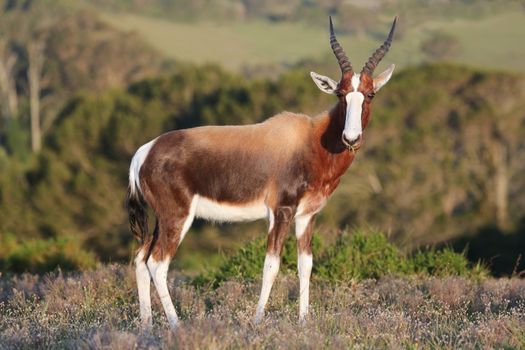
[342,134,361,147]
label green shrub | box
[193,234,322,287]
[194,229,487,287]
[315,229,411,281]
[0,233,98,273]
[410,247,486,278]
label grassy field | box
[100,11,525,73]
[0,265,524,349]
[99,13,341,71]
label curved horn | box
[362,17,397,76]
[329,16,352,74]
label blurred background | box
[0,0,524,275]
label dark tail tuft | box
[126,186,149,244]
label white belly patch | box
[194,195,268,222]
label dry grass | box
[0,265,524,349]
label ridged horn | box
[361,17,397,76]
[329,16,352,74]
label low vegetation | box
[0,230,517,348]
[0,233,97,274]
[0,264,523,349]
[195,230,487,287]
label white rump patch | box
[194,195,268,222]
[129,138,157,195]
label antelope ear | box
[373,64,395,92]
[310,71,338,94]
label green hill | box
[95,3,525,73]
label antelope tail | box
[126,185,149,244]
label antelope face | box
[310,17,397,149]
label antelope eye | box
[367,92,376,99]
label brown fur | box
[135,90,373,261]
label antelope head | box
[310,17,397,150]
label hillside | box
[0,1,165,158]
[1,63,523,272]
[94,2,525,73]
[0,2,163,97]
[336,65,525,245]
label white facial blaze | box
[343,74,364,143]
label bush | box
[410,247,486,277]
[0,233,98,273]
[193,234,322,287]
[315,229,410,281]
[194,229,487,287]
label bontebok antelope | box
[127,17,397,329]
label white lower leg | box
[254,254,280,323]
[298,253,313,322]
[135,250,152,329]
[148,257,178,329]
